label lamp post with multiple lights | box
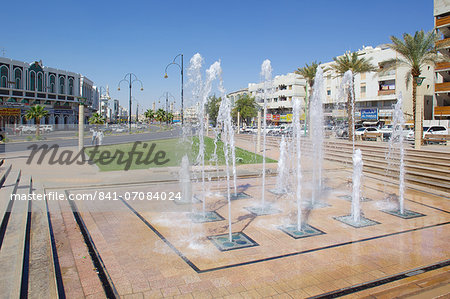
[164,54,184,125]
[118,73,143,133]
[159,92,176,124]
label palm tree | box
[25,105,48,137]
[380,30,439,147]
[232,94,258,125]
[295,61,321,92]
[330,52,377,141]
[88,112,105,130]
[144,109,154,124]
[155,109,166,127]
[295,61,321,134]
[166,112,174,126]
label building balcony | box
[436,38,450,50]
[434,106,450,117]
[378,89,395,96]
[435,82,450,93]
[435,61,450,71]
[436,15,450,28]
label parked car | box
[361,127,381,140]
[113,127,127,133]
[380,125,413,141]
[267,126,283,135]
[246,126,257,133]
[21,125,37,134]
[40,125,54,133]
[335,126,348,138]
[406,126,449,141]
[354,127,368,137]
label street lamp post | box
[118,73,143,133]
[77,97,87,154]
[159,92,176,124]
[164,54,184,125]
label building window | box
[288,85,292,90]
[30,71,36,91]
[59,76,65,94]
[49,74,56,93]
[14,68,22,89]
[68,77,74,95]
[360,72,366,80]
[327,89,331,96]
[37,72,43,92]
[0,65,9,88]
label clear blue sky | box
[1,0,433,111]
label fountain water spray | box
[351,149,363,224]
[260,59,272,209]
[179,155,193,205]
[340,70,355,152]
[309,66,325,204]
[188,54,221,216]
[274,135,288,194]
[388,93,406,214]
[293,98,303,230]
[215,65,234,242]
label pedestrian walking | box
[92,130,98,145]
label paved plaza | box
[2,134,448,298]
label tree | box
[232,94,258,125]
[25,105,48,137]
[381,30,439,148]
[155,108,166,127]
[295,61,321,133]
[206,95,222,126]
[144,109,154,124]
[330,52,377,141]
[166,112,174,126]
[89,112,106,133]
[295,61,321,92]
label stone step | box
[0,175,31,299]
[47,194,107,298]
[27,183,58,299]
[324,142,450,165]
[320,147,450,177]
[239,133,450,155]
[0,164,12,188]
[239,135,450,166]
[325,153,450,194]
[323,149,450,184]
[0,169,21,248]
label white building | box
[0,57,97,128]
[321,45,435,125]
[227,88,248,106]
[98,86,111,119]
[434,0,450,120]
[111,99,120,122]
[118,106,128,122]
[248,72,307,124]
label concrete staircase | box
[236,134,450,196]
[0,162,58,299]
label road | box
[1,128,182,154]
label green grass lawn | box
[85,136,276,171]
